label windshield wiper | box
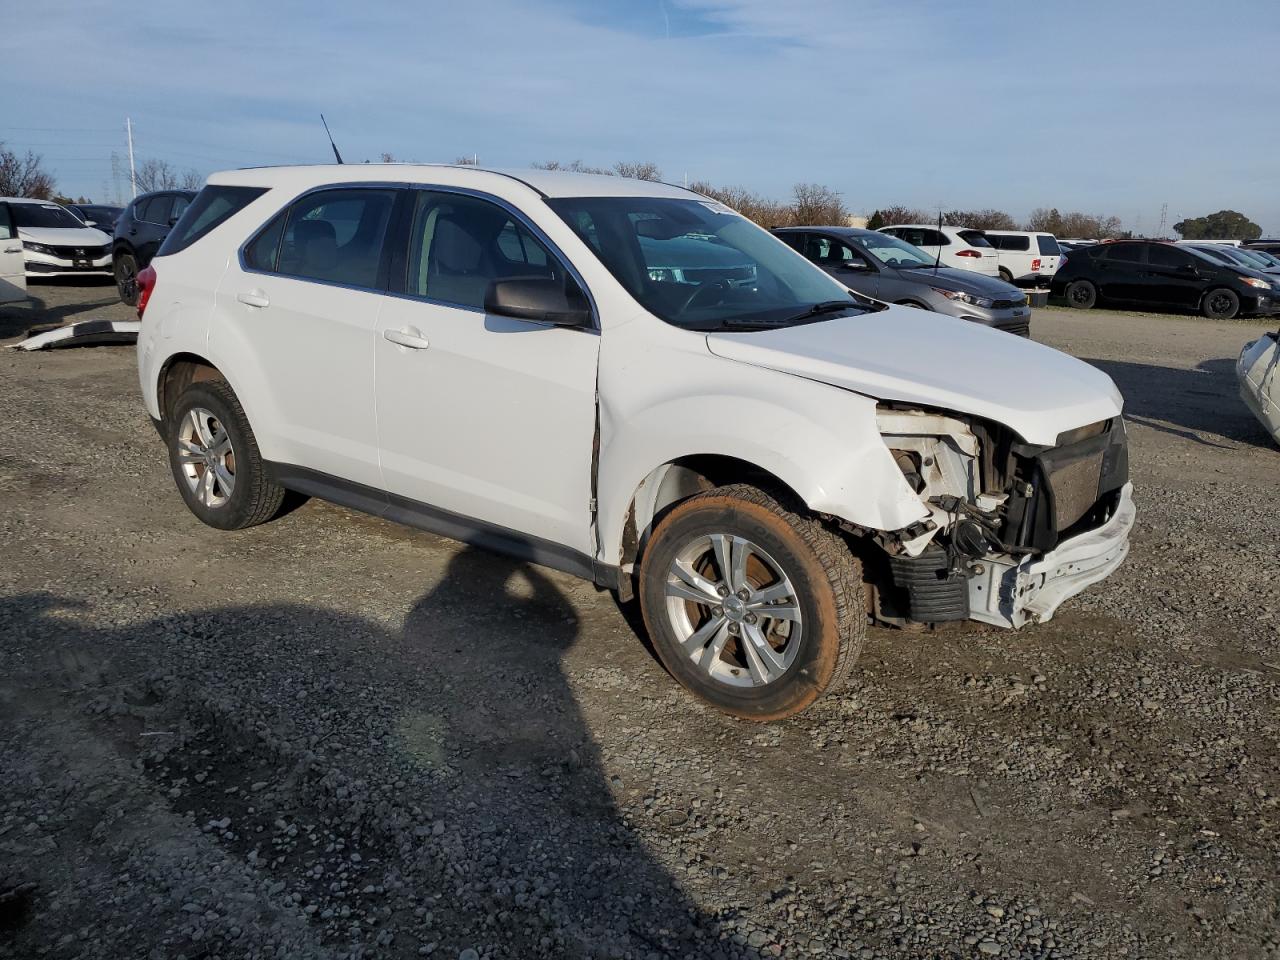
[771,300,862,324]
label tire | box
[167,379,285,530]
[895,300,931,311]
[114,251,139,306]
[638,484,865,721]
[998,267,1014,284]
[1065,279,1097,309]
[1201,287,1240,320]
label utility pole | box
[126,117,137,198]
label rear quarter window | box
[159,186,268,256]
[957,230,992,248]
[1036,235,1061,256]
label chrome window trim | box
[235,180,600,332]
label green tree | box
[1173,210,1262,241]
[866,209,885,230]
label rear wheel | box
[1065,279,1097,309]
[1201,287,1240,320]
[639,484,864,721]
[114,251,139,305]
[167,380,285,530]
[998,267,1014,283]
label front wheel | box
[1065,279,1097,309]
[1201,287,1240,320]
[114,252,139,306]
[639,485,865,721]
[167,379,285,530]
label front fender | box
[596,328,929,566]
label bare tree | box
[180,169,205,191]
[791,183,848,226]
[943,208,1017,231]
[134,158,178,193]
[874,204,931,226]
[0,142,56,198]
[532,159,612,175]
[1026,208,1125,239]
[687,181,791,226]
[613,161,662,182]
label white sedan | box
[1238,330,1280,445]
[2,197,113,278]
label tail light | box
[955,249,982,258]
[1031,258,1042,271]
[136,264,157,318]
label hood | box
[887,264,1021,297]
[17,225,113,246]
[705,307,1123,445]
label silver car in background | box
[775,226,1033,336]
[1238,329,1280,445]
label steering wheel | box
[677,280,730,313]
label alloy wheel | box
[175,407,236,508]
[664,533,803,687]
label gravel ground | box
[1,283,1278,960]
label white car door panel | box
[0,204,28,304]
[207,186,397,488]
[375,190,600,554]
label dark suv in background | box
[112,189,196,304]
[1052,239,1280,320]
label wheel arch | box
[156,352,229,427]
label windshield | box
[77,205,120,223]
[846,231,938,268]
[545,196,865,329]
[11,203,85,229]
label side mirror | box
[84,220,97,228]
[1178,263,1199,276]
[168,215,181,226]
[484,277,592,327]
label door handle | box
[2,245,19,254]
[237,290,270,308]
[383,328,430,350]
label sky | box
[2,0,1276,234]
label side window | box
[244,210,287,271]
[1105,243,1144,264]
[0,204,12,241]
[776,232,806,252]
[900,228,927,247]
[1148,244,1193,268]
[277,188,396,288]
[405,191,573,310]
[170,194,190,222]
[929,229,951,247]
[142,196,174,225]
[992,235,1030,252]
[803,235,832,262]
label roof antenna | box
[934,207,943,269]
[320,114,344,164]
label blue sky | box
[3,0,1277,233]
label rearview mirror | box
[484,277,592,327]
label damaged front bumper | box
[968,481,1135,628]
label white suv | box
[877,224,1000,277]
[137,165,1135,720]
[983,230,1063,286]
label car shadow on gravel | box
[0,564,714,958]
[1085,356,1277,449]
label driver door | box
[0,203,28,304]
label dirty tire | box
[114,251,139,306]
[1201,287,1240,320]
[167,379,285,531]
[1065,279,1097,309]
[639,484,864,721]
[998,267,1014,284]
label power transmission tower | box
[1157,202,1168,238]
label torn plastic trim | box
[10,320,140,351]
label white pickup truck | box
[136,165,1134,720]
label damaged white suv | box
[136,165,1134,720]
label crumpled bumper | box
[968,482,1135,628]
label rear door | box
[0,203,27,303]
[1096,242,1147,302]
[209,185,398,489]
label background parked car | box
[877,224,999,277]
[1243,239,1280,257]
[1052,239,1280,319]
[1237,329,1279,445]
[0,196,112,278]
[1184,242,1280,277]
[112,189,196,304]
[775,226,1032,335]
[983,230,1062,286]
[67,203,124,234]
